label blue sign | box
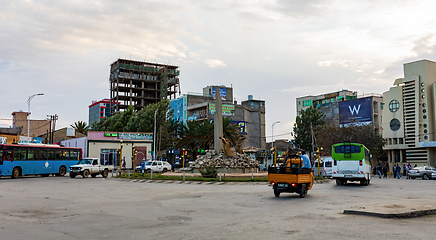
[339,97,373,124]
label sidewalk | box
[163,171,268,178]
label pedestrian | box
[403,164,407,177]
[392,165,397,178]
[383,164,388,178]
[396,163,401,179]
[377,164,382,178]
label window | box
[335,145,361,153]
[380,103,384,110]
[389,100,399,112]
[390,119,401,131]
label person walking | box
[396,163,401,179]
[377,164,382,178]
[383,164,388,178]
[403,164,407,178]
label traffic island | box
[343,204,436,218]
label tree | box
[292,106,325,159]
[70,121,89,134]
[315,121,386,163]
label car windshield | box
[77,159,93,165]
[145,161,152,166]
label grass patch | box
[116,172,268,182]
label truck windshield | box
[77,159,93,165]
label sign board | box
[212,87,226,100]
[32,137,43,144]
[209,103,235,116]
[418,141,436,147]
[0,137,6,144]
[104,133,118,137]
[232,121,247,134]
[339,97,373,124]
[19,136,32,144]
[118,133,153,141]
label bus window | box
[14,149,27,160]
[0,150,3,165]
[5,150,13,160]
[55,150,63,160]
[71,151,79,160]
[28,149,37,160]
[40,149,47,160]
[48,150,55,160]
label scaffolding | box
[109,59,180,115]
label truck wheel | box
[274,189,280,197]
[299,186,306,198]
[91,174,97,178]
[12,167,20,179]
[336,179,342,185]
[58,166,66,176]
[82,170,90,178]
[70,173,76,178]
[102,169,108,178]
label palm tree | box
[70,121,90,134]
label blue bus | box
[0,144,82,179]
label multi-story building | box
[109,59,180,115]
[296,91,383,132]
[382,59,436,167]
[169,86,266,149]
[296,90,357,116]
[12,111,51,142]
[88,99,112,125]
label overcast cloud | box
[1,0,436,141]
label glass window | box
[40,149,47,160]
[390,119,401,131]
[380,103,384,110]
[14,149,26,160]
[389,100,399,112]
[48,150,55,160]
[28,149,36,160]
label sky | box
[2,0,436,142]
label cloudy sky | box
[2,0,436,141]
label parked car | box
[408,166,435,180]
[141,160,172,172]
[431,170,436,180]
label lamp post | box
[27,93,44,142]
[271,120,280,166]
[153,108,158,161]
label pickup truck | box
[69,158,114,178]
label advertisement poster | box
[339,97,373,124]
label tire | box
[422,174,429,180]
[82,170,90,178]
[336,179,342,185]
[91,174,97,178]
[274,189,280,197]
[58,166,66,177]
[411,177,416,179]
[163,168,168,173]
[102,169,108,178]
[299,187,306,198]
[11,167,20,179]
[70,173,77,178]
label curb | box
[112,178,267,185]
[343,209,436,218]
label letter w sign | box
[348,105,361,115]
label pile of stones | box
[189,150,260,173]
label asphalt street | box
[0,175,435,240]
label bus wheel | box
[274,189,280,197]
[58,166,66,176]
[12,167,20,179]
[102,169,108,178]
[82,170,90,178]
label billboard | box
[212,87,226,100]
[339,97,373,124]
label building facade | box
[88,99,112,125]
[169,86,266,149]
[12,111,51,143]
[109,59,180,115]
[296,90,357,117]
[382,59,436,167]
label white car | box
[142,161,172,172]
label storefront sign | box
[118,133,153,140]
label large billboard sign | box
[339,97,373,124]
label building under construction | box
[109,59,180,115]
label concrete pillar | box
[214,87,223,154]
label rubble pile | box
[190,151,260,170]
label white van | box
[312,157,333,178]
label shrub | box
[198,163,217,178]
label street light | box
[153,108,158,161]
[271,120,280,167]
[27,93,44,142]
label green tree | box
[70,121,90,134]
[315,121,386,163]
[292,106,325,158]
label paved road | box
[0,175,435,240]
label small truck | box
[69,158,114,178]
